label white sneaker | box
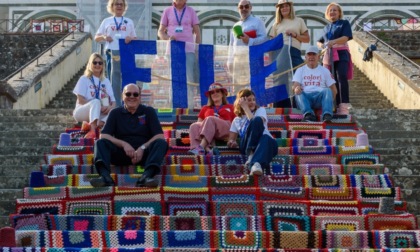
[244,153,254,168]
[250,162,263,176]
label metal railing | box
[354,23,420,80]
[353,17,420,31]
[0,19,84,34]
[1,32,78,82]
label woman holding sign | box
[73,53,116,139]
[95,0,137,106]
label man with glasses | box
[90,83,168,188]
[228,0,267,91]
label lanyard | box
[174,6,186,26]
[327,21,337,41]
[239,117,250,138]
[213,105,221,117]
[114,16,124,31]
[90,77,101,99]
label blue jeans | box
[239,117,278,169]
[295,89,334,117]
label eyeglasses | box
[125,92,139,97]
[238,4,250,10]
[92,61,103,65]
[113,3,124,6]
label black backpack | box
[363,44,377,62]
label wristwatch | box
[140,145,146,150]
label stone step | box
[0,137,57,147]
[370,138,420,148]
[0,217,10,228]
[0,176,28,189]
[0,109,73,117]
[352,109,420,119]
[374,146,420,155]
[382,165,420,175]
[0,155,45,166]
[361,122,420,131]
[0,146,53,156]
[0,130,63,138]
[380,154,419,167]
[0,166,41,177]
[364,130,420,139]
[0,122,71,131]
[0,115,74,123]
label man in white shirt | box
[292,46,337,122]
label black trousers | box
[94,138,168,176]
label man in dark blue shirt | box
[90,83,168,187]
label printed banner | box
[119,34,292,108]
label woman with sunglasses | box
[73,53,116,139]
[189,83,235,155]
[95,0,137,106]
[269,0,310,108]
[227,88,277,176]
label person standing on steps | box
[95,0,137,106]
[73,53,116,139]
[227,88,278,176]
[317,2,353,115]
[269,0,310,108]
[158,0,201,109]
[90,83,168,188]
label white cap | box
[306,46,319,54]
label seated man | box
[292,46,337,122]
[90,83,168,188]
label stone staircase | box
[0,62,419,245]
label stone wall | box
[0,34,65,80]
[372,31,420,59]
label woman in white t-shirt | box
[227,89,278,176]
[73,53,116,139]
[95,0,137,106]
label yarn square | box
[68,186,113,200]
[290,130,329,139]
[106,230,156,247]
[114,201,162,216]
[211,187,257,202]
[309,187,355,200]
[367,214,417,230]
[263,201,308,216]
[379,231,420,248]
[209,164,246,176]
[163,187,209,202]
[314,216,365,231]
[216,216,259,231]
[66,201,112,215]
[45,154,78,166]
[24,187,66,200]
[213,202,258,216]
[16,199,64,215]
[217,231,262,248]
[211,174,254,188]
[266,215,310,231]
[163,174,208,188]
[299,164,342,175]
[310,201,359,216]
[260,175,304,188]
[297,155,338,165]
[268,164,298,175]
[325,230,369,248]
[162,230,208,248]
[341,154,380,165]
[260,187,306,200]
[12,214,50,231]
[112,216,151,231]
[167,155,205,165]
[15,230,44,247]
[166,202,209,216]
[62,230,92,247]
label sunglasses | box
[125,92,139,97]
[238,4,250,10]
[92,61,103,65]
[209,90,222,95]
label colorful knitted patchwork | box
[265,215,310,231]
[298,164,343,175]
[40,164,95,175]
[290,130,330,139]
[114,201,162,216]
[332,137,357,147]
[335,146,373,155]
[65,201,112,215]
[45,154,94,166]
[288,123,325,131]
[162,164,211,176]
[52,145,94,155]
[341,154,380,165]
[313,216,365,231]
[343,164,385,175]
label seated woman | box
[189,83,235,155]
[227,89,278,176]
[73,53,116,139]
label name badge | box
[175,26,183,33]
[114,33,122,39]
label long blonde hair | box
[274,2,296,24]
[107,0,128,16]
[325,2,344,22]
[234,89,259,116]
[84,53,106,81]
